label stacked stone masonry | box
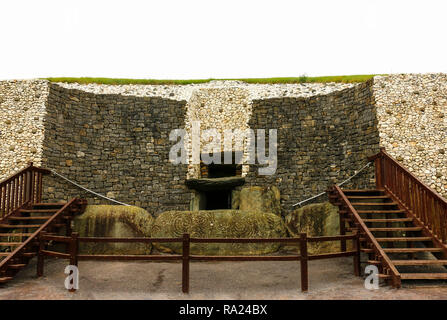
[0,74,446,217]
[42,83,190,216]
[245,81,379,211]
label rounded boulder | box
[151,209,287,255]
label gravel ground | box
[0,257,447,300]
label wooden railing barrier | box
[38,232,360,293]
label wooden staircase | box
[0,163,86,284]
[329,149,447,287]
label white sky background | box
[1,0,447,80]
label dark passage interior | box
[196,153,244,210]
[204,190,231,210]
[208,164,238,178]
[200,152,242,178]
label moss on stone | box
[239,186,281,216]
[284,202,350,254]
[73,205,154,255]
[151,209,287,255]
[231,189,240,209]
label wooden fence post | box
[65,216,72,236]
[353,230,361,277]
[68,232,79,293]
[182,233,190,294]
[339,212,347,252]
[444,204,447,244]
[299,233,308,292]
[69,232,79,267]
[36,231,46,277]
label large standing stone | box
[151,209,287,255]
[238,186,281,216]
[73,205,154,254]
[284,202,345,254]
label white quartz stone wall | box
[0,80,48,180]
[184,87,253,178]
[56,80,354,101]
[374,74,447,197]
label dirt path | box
[0,257,446,300]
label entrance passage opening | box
[187,152,246,211]
[200,157,240,209]
[204,189,231,210]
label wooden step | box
[20,209,58,213]
[362,218,413,223]
[0,233,32,237]
[7,264,26,269]
[342,189,385,193]
[401,273,447,280]
[22,252,36,258]
[353,202,398,206]
[0,252,36,257]
[0,224,41,228]
[378,274,392,279]
[392,260,447,266]
[357,210,406,214]
[384,248,444,253]
[375,237,432,242]
[0,277,13,283]
[32,203,66,207]
[347,196,390,199]
[0,242,22,246]
[369,227,423,232]
[9,216,50,221]
[0,253,12,257]
[367,260,381,265]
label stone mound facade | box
[0,74,446,217]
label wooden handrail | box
[0,163,51,186]
[38,231,361,293]
[372,148,447,243]
[0,163,51,220]
[381,149,447,206]
[41,234,357,244]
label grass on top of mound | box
[44,74,382,85]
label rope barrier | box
[50,169,131,206]
[51,160,371,209]
[291,161,372,207]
